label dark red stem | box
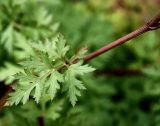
[84,13,160,62]
[0,85,12,111]
[37,116,45,126]
[95,69,141,77]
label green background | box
[0,0,160,126]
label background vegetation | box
[0,0,160,126]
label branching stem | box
[0,13,160,111]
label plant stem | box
[84,13,160,62]
[37,116,45,126]
[95,69,141,77]
[0,85,12,111]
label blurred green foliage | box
[0,0,160,126]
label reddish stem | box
[84,13,160,62]
[0,85,12,111]
[95,69,141,77]
[37,116,45,126]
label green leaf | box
[68,62,95,76]
[8,69,48,105]
[1,24,14,53]
[20,51,52,73]
[0,62,21,84]
[30,34,69,60]
[75,45,88,59]
[64,62,95,106]
[35,7,52,26]
[8,32,95,106]
[14,69,37,82]
[34,83,42,103]
[45,100,64,121]
[55,33,70,59]
[46,71,64,100]
[30,39,57,59]
[70,45,88,62]
[9,83,35,105]
[143,65,160,78]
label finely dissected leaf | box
[65,76,85,106]
[30,39,57,59]
[75,46,88,59]
[68,62,95,76]
[30,34,70,60]
[55,33,70,58]
[70,45,88,62]
[46,71,64,100]
[20,51,52,73]
[0,0,59,61]
[34,83,42,103]
[1,24,14,53]
[0,62,21,84]
[64,62,95,106]
[8,69,48,105]
[14,69,37,82]
[36,7,52,26]
[8,33,95,106]
[9,83,35,105]
[13,31,33,60]
[45,100,64,121]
